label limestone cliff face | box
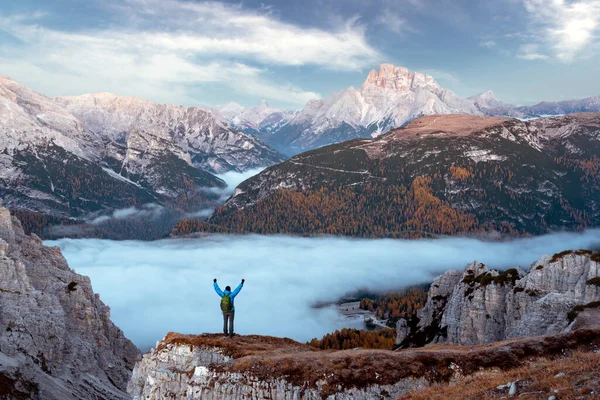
[129,328,600,400]
[128,334,428,400]
[0,206,140,399]
[398,251,600,347]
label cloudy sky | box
[1,0,599,108]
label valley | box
[4,66,600,243]
[3,68,600,400]
[3,0,600,397]
[125,248,600,399]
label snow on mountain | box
[0,77,283,218]
[516,96,600,117]
[0,76,99,160]
[222,64,600,155]
[469,90,524,117]
[216,101,246,121]
[216,100,297,135]
[266,64,483,154]
[0,77,160,217]
[470,90,503,109]
[470,91,600,120]
[55,93,284,175]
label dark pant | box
[223,312,234,335]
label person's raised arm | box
[213,279,224,297]
[231,279,244,298]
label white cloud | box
[89,204,165,224]
[191,168,265,218]
[480,40,497,49]
[0,0,378,106]
[48,230,600,350]
[216,168,266,194]
[521,0,600,62]
[376,10,407,34]
[127,0,379,70]
[517,43,550,60]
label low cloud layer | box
[89,203,165,225]
[190,168,264,218]
[48,230,600,350]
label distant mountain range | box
[0,76,283,220]
[3,65,600,236]
[173,113,600,238]
[217,64,600,155]
[216,100,297,136]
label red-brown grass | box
[161,329,600,397]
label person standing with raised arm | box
[213,278,244,337]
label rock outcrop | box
[0,205,140,399]
[128,333,427,400]
[128,328,600,400]
[398,251,600,347]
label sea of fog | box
[47,231,600,350]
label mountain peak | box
[255,100,270,110]
[469,90,509,110]
[216,101,246,119]
[474,90,497,100]
[362,63,412,90]
[361,63,442,94]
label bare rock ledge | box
[128,328,600,400]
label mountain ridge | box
[172,113,600,238]
[0,76,283,221]
[217,64,600,154]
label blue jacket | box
[214,282,243,312]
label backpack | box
[220,294,233,312]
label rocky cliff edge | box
[397,250,600,347]
[128,328,600,399]
[0,206,140,399]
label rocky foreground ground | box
[128,329,600,399]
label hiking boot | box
[229,333,235,338]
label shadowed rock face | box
[0,206,140,399]
[398,251,600,347]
